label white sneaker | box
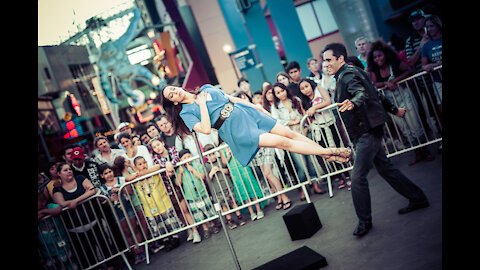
[251,213,257,221]
[192,230,202,243]
[257,211,264,219]
[186,229,194,241]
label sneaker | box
[203,229,210,239]
[256,211,264,220]
[186,229,194,241]
[149,241,165,254]
[250,212,257,221]
[338,179,346,189]
[192,230,201,243]
[212,226,221,234]
[227,219,238,230]
[346,179,351,191]
[134,252,146,265]
[237,215,246,226]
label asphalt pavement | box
[120,143,442,270]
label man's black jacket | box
[334,64,398,140]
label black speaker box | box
[282,203,322,241]
[253,245,327,270]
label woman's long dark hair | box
[272,82,303,114]
[366,40,401,73]
[262,84,273,112]
[160,84,199,138]
[297,78,317,110]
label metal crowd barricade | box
[300,103,355,198]
[38,193,132,270]
[378,65,442,158]
[115,129,356,268]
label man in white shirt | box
[94,136,126,166]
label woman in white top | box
[117,132,154,167]
[270,83,325,199]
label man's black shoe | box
[353,222,372,237]
[398,200,430,214]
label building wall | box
[185,0,347,93]
[185,0,238,93]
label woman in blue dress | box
[160,84,350,167]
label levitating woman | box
[160,84,351,168]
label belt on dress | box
[213,102,234,130]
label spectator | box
[354,36,370,70]
[117,122,133,135]
[146,122,162,141]
[60,144,75,165]
[132,156,183,250]
[367,40,434,165]
[252,91,263,106]
[404,8,440,145]
[204,144,247,228]
[45,161,62,199]
[158,111,218,160]
[52,163,115,269]
[70,146,102,188]
[94,135,126,166]
[111,156,153,252]
[261,81,272,94]
[306,57,322,85]
[237,77,252,98]
[421,14,442,112]
[149,136,198,244]
[221,145,265,221]
[98,163,146,265]
[139,132,151,145]
[271,82,324,199]
[118,132,154,167]
[176,149,219,240]
[131,134,142,146]
[38,173,75,269]
[285,61,310,109]
[299,77,351,190]
[405,9,428,71]
[322,42,429,237]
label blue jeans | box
[351,132,428,223]
[290,153,317,183]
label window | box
[296,0,338,41]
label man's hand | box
[338,99,355,112]
[396,108,406,118]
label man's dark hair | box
[237,77,249,87]
[322,43,348,59]
[285,61,300,72]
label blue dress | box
[180,84,277,167]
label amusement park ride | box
[61,4,175,129]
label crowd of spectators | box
[38,7,442,270]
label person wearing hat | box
[405,9,428,71]
[116,122,132,135]
[70,147,102,188]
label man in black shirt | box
[70,147,102,189]
[322,43,430,237]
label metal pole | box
[191,132,242,270]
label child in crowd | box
[132,156,182,252]
[176,149,219,241]
[98,163,146,265]
[149,136,199,245]
[222,145,265,221]
[204,144,246,229]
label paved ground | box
[120,144,442,270]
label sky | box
[38,0,134,46]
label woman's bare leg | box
[259,122,350,161]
